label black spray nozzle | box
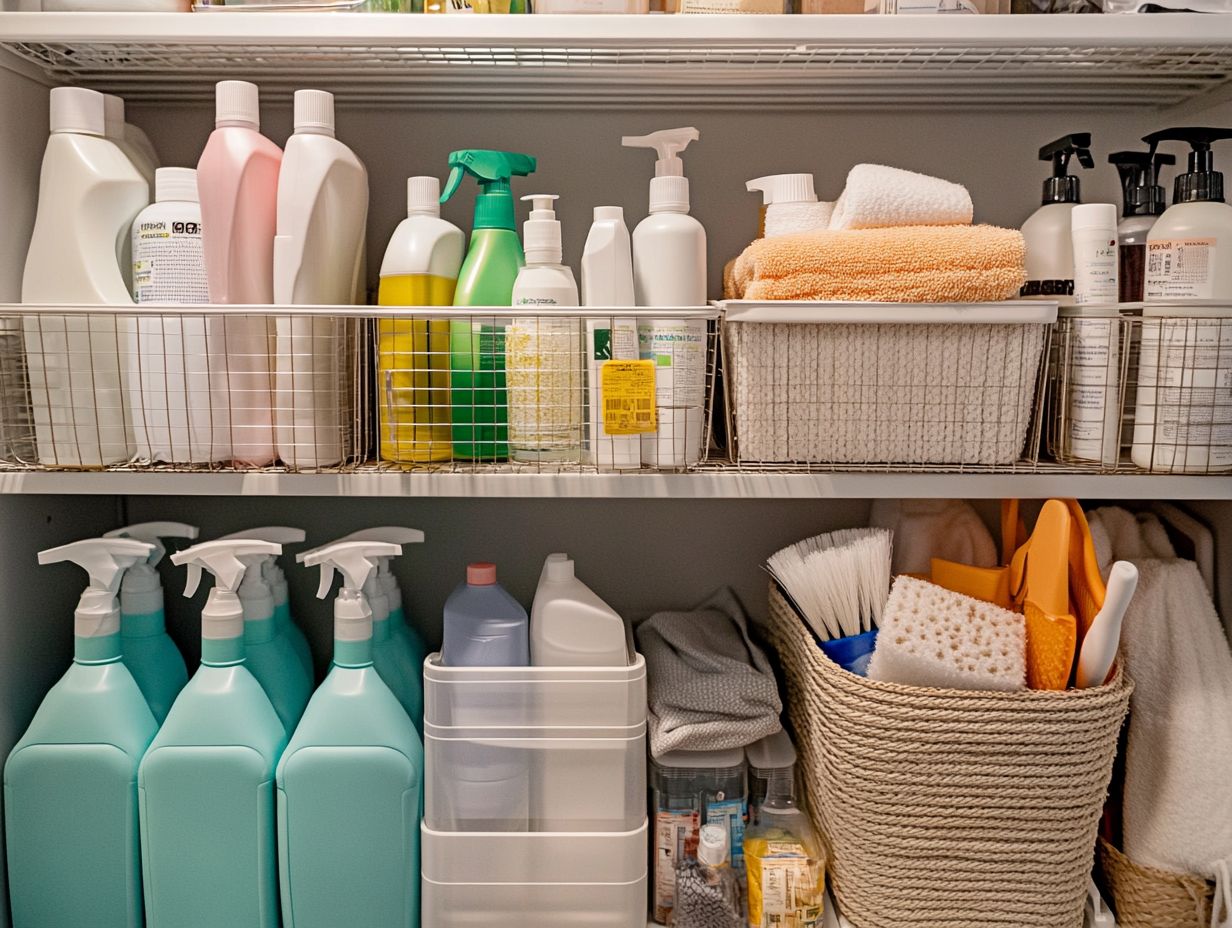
[1109,150,1176,217]
[1143,127,1232,204]
[1038,133,1093,205]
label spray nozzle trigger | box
[301,541,403,599]
[39,537,157,594]
[1039,133,1094,175]
[621,127,699,178]
[171,539,281,597]
[103,521,199,567]
[440,150,538,203]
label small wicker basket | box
[1097,838,1215,928]
[763,584,1132,928]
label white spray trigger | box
[39,537,156,594]
[104,521,199,567]
[621,127,699,178]
[302,541,402,599]
[171,539,281,597]
[218,526,307,547]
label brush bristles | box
[767,527,893,641]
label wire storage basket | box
[2,305,368,471]
[1047,304,1232,475]
[760,583,1132,928]
[719,301,1055,469]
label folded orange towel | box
[727,224,1027,303]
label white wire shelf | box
[1,12,1231,110]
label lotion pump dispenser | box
[1021,132,1094,301]
[1109,149,1175,302]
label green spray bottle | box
[442,149,537,460]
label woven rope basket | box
[763,584,1132,928]
[1097,838,1215,928]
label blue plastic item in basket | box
[819,630,878,676]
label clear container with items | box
[745,729,797,827]
[673,824,743,928]
[743,770,825,928]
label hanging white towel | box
[829,164,974,231]
[1088,507,1232,919]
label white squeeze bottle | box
[530,553,627,666]
[622,127,709,469]
[196,80,282,466]
[22,87,148,468]
[273,89,370,469]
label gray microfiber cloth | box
[636,588,783,757]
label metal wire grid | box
[1,308,367,472]
[5,39,1232,108]
[717,315,1051,471]
[1047,313,1232,476]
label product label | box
[602,360,658,435]
[886,0,979,12]
[759,859,823,926]
[654,810,699,922]
[1020,279,1074,298]
[1073,237,1119,305]
[506,318,583,452]
[637,320,708,408]
[132,217,208,304]
[705,796,747,874]
[1064,317,1122,462]
[1144,238,1217,300]
[678,0,784,10]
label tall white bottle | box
[273,89,370,469]
[21,87,147,467]
[622,127,708,468]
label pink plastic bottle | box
[196,80,281,466]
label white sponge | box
[868,575,1026,691]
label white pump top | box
[521,194,563,265]
[102,94,126,143]
[215,80,260,131]
[49,87,106,137]
[408,176,441,217]
[746,174,818,206]
[219,526,306,616]
[104,521,200,599]
[302,541,403,643]
[293,89,335,138]
[171,539,281,641]
[622,127,699,215]
[39,537,155,639]
[334,527,425,614]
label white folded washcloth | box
[765,201,834,239]
[869,498,997,576]
[829,164,974,231]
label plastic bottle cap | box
[155,167,199,204]
[594,205,624,222]
[102,93,125,141]
[467,563,497,586]
[747,174,817,205]
[698,824,729,867]
[650,176,690,214]
[1071,203,1118,233]
[294,89,335,137]
[215,80,260,130]
[49,87,106,137]
[544,556,575,583]
[408,176,442,216]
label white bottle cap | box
[649,176,690,215]
[154,167,200,204]
[215,80,260,130]
[1071,202,1118,233]
[102,93,125,141]
[544,555,575,583]
[408,176,442,217]
[746,174,817,205]
[594,205,624,222]
[521,194,563,265]
[698,824,729,867]
[49,87,106,137]
[294,88,335,137]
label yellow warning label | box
[602,360,658,436]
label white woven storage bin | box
[720,302,1056,466]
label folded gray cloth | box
[637,588,783,757]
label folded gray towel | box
[636,588,783,757]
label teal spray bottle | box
[277,540,424,928]
[103,521,197,723]
[5,536,158,928]
[442,149,537,460]
[139,539,288,928]
[218,526,314,730]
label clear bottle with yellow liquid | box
[377,176,465,464]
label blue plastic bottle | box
[277,540,423,928]
[5,537,159,928]
[441,562,529,666]
[104,521,197,723]
[139,539,288,928]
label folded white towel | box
[765,201,834,239]
[869,498,997,576]
[829,164,974,231]
[1088,507,1232,919]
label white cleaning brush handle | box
[1075,561,1138,689]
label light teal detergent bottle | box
[277,540,423,928]
[220,525,314,679]
[103,521,197,723]
[5,536,158,928]
[442,149,537,461]
[139,539,288,928]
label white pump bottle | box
[512,194,578,306]
[746,174,833,238]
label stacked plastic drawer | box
[421,654,649,928]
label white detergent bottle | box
[1020,132,1094,302]
[273,89,370,469]
[104,94,157,197]
[22,87,147,468]
[530,552,627,666]
[622,127,709,469]
[746,174,832,238]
